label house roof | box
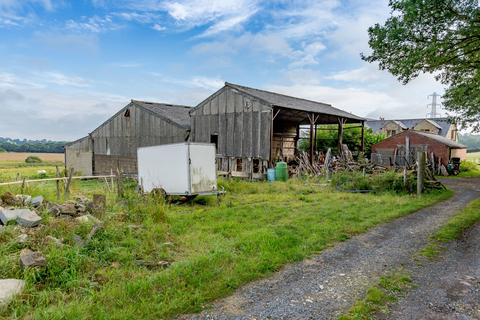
[424,119,442,129]
[131,100,192,129]
[414,131,466,149]
[225,82,364,122]
[365,117,453,137]
[386,120,408,129]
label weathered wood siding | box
[91,104,187,157]
[190,87,272,160]
[65,136,93,176]
[86,103,188,174]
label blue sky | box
[0,0,445,140]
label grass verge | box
[338,270,414,320]
[0,164,453,319]
[419,198,480,259]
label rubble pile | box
[0,192,106,306]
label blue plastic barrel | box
[267,168,276,182]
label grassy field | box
[0,152,64,162]
[0,153,64,183]
[467,151,480,163]
[0,162,452,319]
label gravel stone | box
[384,224,480,319]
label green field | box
[0,162,452,319]
[467,151,480,163]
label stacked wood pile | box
[292,147,387,177]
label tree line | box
[0,137,67,153]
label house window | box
[423,129,430,133]
[124,109,130,117]
[387,130,396,137]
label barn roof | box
[225,82,364,122]
[131,100,192,129]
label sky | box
[0,0,447,141]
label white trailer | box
[137,142,218,195]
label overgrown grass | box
[331,171,416,194]
[0,162,452,319]
[338,270,414,320]
[457,160,480,178]
[420,198,480,259]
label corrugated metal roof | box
[366,117,453,137]
[414,131,466,149]
[225,82,364,121]
[131,100,192,129]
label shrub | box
[457,160,480,177]
[25,156,42,163]
[332,171,416,194]
[331,171,372,192]
[460,160,479,172]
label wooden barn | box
[65,100,191,175]
[190,82,364,178]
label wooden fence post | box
[55,166,61,200]
[64,168,74,199]
[417,151,426,195]
[116,168,124,198]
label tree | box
[299,125,385,157]
[362,0,480,130]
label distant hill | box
[0,137,67,153]
[459,133,480,152]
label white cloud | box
[161,0,259,36]
[152,23,165,31]
[65,15,122,33]
[190,76,224,90]
[0,0,54,27]
[327,65,385,82]
[114,11,161,23]
[110,62,143,68]
[268,66,446,120]
[37,72,91,87]
[0,80,128,140]
[149,73,224,90]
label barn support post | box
[337,118,345,156]
[294,124,300,156]
[270,107,281,166]
[309,113,314,164]
[314,123,318,153]
[360,121,365,153]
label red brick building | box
[371,130,467,167]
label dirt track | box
[183,178,480,320]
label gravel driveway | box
[182,178,480,320]
[384,221,480,319]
